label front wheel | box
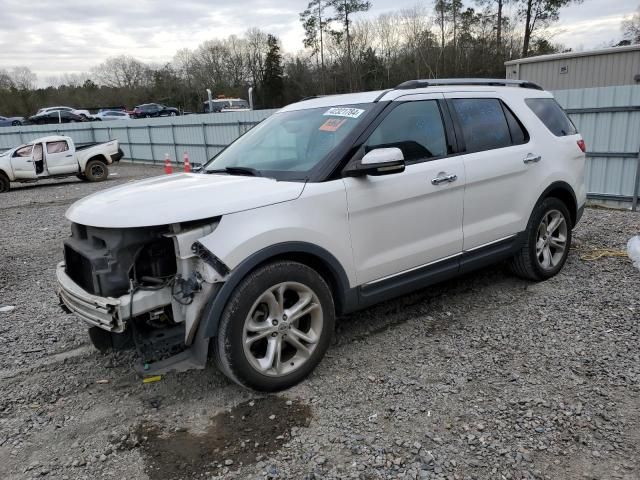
[215,261,335,392]
[510,197,572,281]
[84,159,109,182]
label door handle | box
[523,153,542,164]
[431,173,457,185]
[65,154,73,157]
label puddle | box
[138,396,312,480]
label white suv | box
[57,79,586,391]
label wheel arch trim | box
[200,241,354,338]
[535,181,578,226]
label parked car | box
[26,111,88,125]
[56,79,586,392]
[0,115,24,127]
[36,106,91,119]
[204,98,250,113]
[0,135,122,192]
[92,110,132,121]
[132,103,180,118]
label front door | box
[10,144,37,179]
[343,97,465,285]
[45,139,77,175]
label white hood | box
[66,173,305,228]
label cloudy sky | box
[0,0,636,84]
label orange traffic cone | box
[164,153,172,174]
[183,152,191,173]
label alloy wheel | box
[242,281,323,377]
[535,209,568,270]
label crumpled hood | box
[66,173,305,228]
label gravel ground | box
[0,163,639,480]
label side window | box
[46,141,69,154]
[502,104,529,145]
[525,98,577,136]
[13,145,33,157]
[452,98,512,153]
[364,100,448,163]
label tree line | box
[0,1,638,117]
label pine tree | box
[263,35,284,108]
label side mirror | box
[191,163,203,172]
[343,147,405,177]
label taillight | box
[577,139,586,153]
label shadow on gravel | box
[138,397,312,480]
[336,263,522,343]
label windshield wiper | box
[205,166,261,177]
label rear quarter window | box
[525,98,577,136]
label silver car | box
[0,115,24,127]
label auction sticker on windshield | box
[323,107,365,118]
[319,118,347,132]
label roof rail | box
[395,78,544,91]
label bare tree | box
[10,66,37,90]
[92,56,150,89]
[622,7,640,44]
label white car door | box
[444,93,538,251]
[10,144,38,179]
[343,96,465,286]
[45,140,77,175]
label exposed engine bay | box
[58,218,225,372]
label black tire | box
[0,172,10,193]
[215,260,335,392]
[11,120,21,126]
[509,197,573,281]
[84,159,109,182]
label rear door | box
[45,139,77,174]
[444,93,535,251]
[10,144,37,179]
[343,95,465,285]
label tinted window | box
[452,99,512,153]
[525,98,577,136]
[502,104,528,145]
[364,101,448,162]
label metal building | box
[505,44,640,90]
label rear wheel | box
[11,120,21,126]
[85,159,109,182]
[510,197,572,281]
[215,261,335,391]
[0,172,10,193]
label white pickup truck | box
[0,135,123,192]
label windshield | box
[204,103,374,178]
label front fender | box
[199,241,354,339]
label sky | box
[0,0,636,84]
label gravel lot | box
[0,163,639,480]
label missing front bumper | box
[56,262,171,333]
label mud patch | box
[138,396,311,480]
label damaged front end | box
[56,218,226,374]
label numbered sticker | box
[323,107,365,118]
